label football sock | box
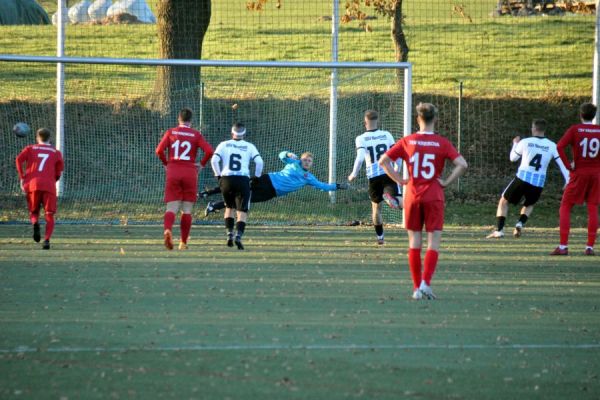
[164,211,176,231]
[236,221,246,238]
[496,216,506,231]
[180,213,192,244]
[44,214,55,241]
[30,213,39,225]
[517,214,528,225]
[559,202,572,246]
[225,217,235,236]
[423,250,439,286]
[587,203,598,247]
[374,224,384,237]
[407,248,422,289]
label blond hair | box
[301,152,314,159]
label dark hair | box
[580,103,597,122]
[232,122,245,133]
[178,108,193,122]
[532,119,547,133]
[36,128,51,142]
[364,110,379,121]
[416,102,437,123]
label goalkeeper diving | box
[203,150,349,215]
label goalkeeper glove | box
[336,182,350,190]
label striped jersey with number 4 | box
[386,131,460,202]
[511,137,564,187]
[355,129,396,179]
[213,139,261,177]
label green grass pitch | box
[1,224,599,398]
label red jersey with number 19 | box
[557,123,600,175]
[16,144,64,195]
[155,125,214,170]
[386,132,460,202]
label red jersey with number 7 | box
[557,123,600,175]
[16,144,64,195]
[155,125,214,169]
[386,132,461,202]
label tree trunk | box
[391,0,408,62]
[391,0,408,85]
[154,0,211,115]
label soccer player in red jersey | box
[551,103,600,256]
[379,103,468,300]
[155,108,214,250]
[15,128,64,250]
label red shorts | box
[561,173,600,206]
[27,190,57,215]
[164,167,198,203]
[404,200,445,232]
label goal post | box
[0,55,412,225]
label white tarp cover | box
[68,0,92,24]
[106,0,155,23]
[88,0,112,22]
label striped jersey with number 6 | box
[213,139,261,177]
[355,129,396,179]
[511,137,561,187]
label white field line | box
[1,343,600,354]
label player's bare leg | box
[514,205,533,238]
[487,197,508,238]
[178,201,194,250]
[224,207,235,247]
[372,202,384,245]
[164,201,181,250]
[407,230,423,299]
[234,210,248,250]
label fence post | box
[457,81,463,192]
[594,0,600,122]
[56,0,66,197]
[328,0,340,203]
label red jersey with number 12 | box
[386,132,460,202]
[16,144,64,195]
[155,125,214,169]
[557,123,600,175]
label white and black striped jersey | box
[351,129,396,179]
[211,139,263,177]
[510,136,569,187]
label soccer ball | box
[13,122,31,138]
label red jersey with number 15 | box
[557,123,600,175]
[155,125,214,169]
[16,144,64,195]
[386,132,461,202]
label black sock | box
[518,214,528,225]
[236,221,246,238]
[497,216,506,231]
[374,224,384,237]
[225,217,235,236]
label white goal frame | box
[0,55,412,205]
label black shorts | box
[219,176,251,212]
[502,177,543,207]
[250,175,277,204]
[368,174,400,203]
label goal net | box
[0,59,410,225]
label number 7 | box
[37,153,49,171]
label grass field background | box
[1,224,599,398]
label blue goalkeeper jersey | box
[268,151,337,197]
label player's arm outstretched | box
[347,137,365,182]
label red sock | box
[559,202,572,246]
[44,213,55,241]
[164,211,176,231]
[423,249,439,286]
[180,213,192,244]
[408,248,422,289]
[587,203,598,247]
[30,213,39,225]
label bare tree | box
[154,0,211,114]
